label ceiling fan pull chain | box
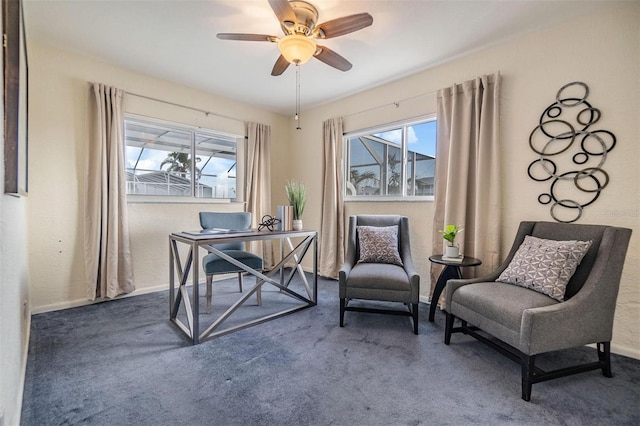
[296,64,302,130]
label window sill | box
[127,195,243,204]
[345,196,433,202]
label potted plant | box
[439,224,463,258]
[285,180,306,230]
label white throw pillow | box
[497,235,592,301]
[357,225,403,266]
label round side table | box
[428,255,482,322]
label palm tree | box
[160,152,201,178]
[350,169,377,194]
[387,153,402,194]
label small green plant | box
[285,180,306,220]
[439,224,462,246]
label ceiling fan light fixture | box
[278,34,317,65]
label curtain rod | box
[124,90,244,125]
[341,89,437,119]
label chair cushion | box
[497,235,592,301]
[344,263,412,302]
[203,250,263,275]
[357,225,403,266]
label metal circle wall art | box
[527,82,616,223]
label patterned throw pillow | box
[357,225,403,266]
[497,235,592,301]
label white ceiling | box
[23,0,618,115]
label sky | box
[375,120,436,157]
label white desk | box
[169,229,317,344]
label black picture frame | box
[3,0,29,195]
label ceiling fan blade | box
[271,55,290,76]
[314,46,352,72]
[217,33,277,42]
[268,0,297,26]
[314,13,373,39]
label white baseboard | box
[31,266,319,314]
[599,343,639,360]
[16,312,31,426]
[30,286,165,314]
[29,273,244,315]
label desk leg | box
[169,239,197,340]
[285,237,312,299]
[313,235,318,303]
[169,238,175,319]
[429,265,462,322]
[192,243,200,345]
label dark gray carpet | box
[22,273,640,425]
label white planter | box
[292,219,303,231]
[445,245,460,258]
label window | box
[345,117,436,198]
[124,117,241,199]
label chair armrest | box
[338,256,355,298]
[520,229,630,355]
[339,262,353,282]
[402,259,420,303]
[402,251,418,279]
[444,277,486,311]
[520,285,615,355]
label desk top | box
[171,228,316,243]
[429,255,482,267]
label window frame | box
[344,114,436,201]
[123,114,244,203]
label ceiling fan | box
[217,0,373,76]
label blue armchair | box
[199,212,263,314]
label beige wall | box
[27,43,289,310]
[289,3,639,358]
[25,3,638,360]
[0,4,30,422]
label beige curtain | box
[84,83,134,300]
[430,73,502,304]
[318,117,345,278]
[246,122,274,267]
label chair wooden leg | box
[236,272,262,305]
[256,277,262,306]
[339,298,346,327]
[521,355,535,402]
[598,342,612,377]
[412,303,419,335]
[237,272,243,292]
[206,274,213,314]
[444,313,455,345]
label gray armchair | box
[444,221,632,401]
[339,215,420,334]
[199,212,263,314]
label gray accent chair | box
[339,215,420,334]
[200,212,263,314]
[444,221,632,401]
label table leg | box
[169,238,175,319]
[285,237,312,299]
[192,243,200,345]
[429,265,462,322]
[313,235,318,303]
